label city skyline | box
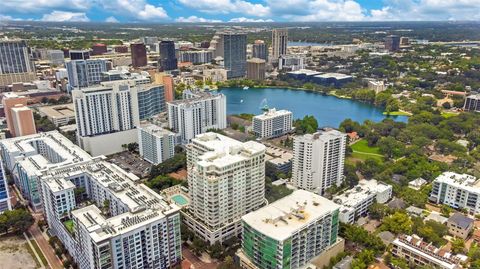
[0,0,479,23]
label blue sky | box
[0,0,479,23]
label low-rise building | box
[447,213,474,239]
[137,124,177,165]
[239,190,342,269]
[408,177,427,190]
[252,108,293,139]
[38,103,76,126]
[391,234,466,269]
[265,145,293,174]
[332,179,392,223]
[429,172,480,215]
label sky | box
[0,0,479,23]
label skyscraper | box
[252,40,268,60]
[158,41,178,71]
[130,43,147,67]
[65,59,108,92]
[272,28,288,60]
[183,132,266,244]
[162,75,175,102]
[385,35,401,52]
[292,130,347,195]
[0,159,11,213]
[220,32,247,79]
[0,39,36,87]
[246,58,266,81]
[69,49,90,60]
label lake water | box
[218,87,408,128]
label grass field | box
[441,111,459,118]
[382,111,412,116]
[351,140,381,154]
[348,140,384,163]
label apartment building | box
[239,190,341,269]
[0,131,92,210]
[183,133,266,244]
[391,234,466,269]
[138,124,177,165]
[0,160,11,213]
[429,172,480,215]
[0,39,36,88]
[252,108,293,139]
[332,179,392,224]
[167,91,226,144]
[40,158,182,269]
[66,59,108,92]
[292,130,347,195]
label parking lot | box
[107,151,152,179]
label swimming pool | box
[171,194,189,206]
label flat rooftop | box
[314,73,352,79]
[38,103,75,119]
[254,108,292,121]
[333,179,391,208]
[242,190,340,241]
[139,123,176,137]
[435,172,480,190]
[297,129,346,143]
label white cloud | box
[0,15,14,21]
[267,0,366,21]
[229,17,274,22]
[177,0,270,17]
[175,16,222,23]
[105,16,119,23]
[0,0,92,13]
[100,0,168,21]
[41,10,90,22]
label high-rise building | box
[183,132,266,244]
[138,124,177,165]
[0,159,11,213]
[91,43,107,55]
[2,92,28,137]
[162,75,175,102]
[0,39,36,87]
[167,91,226,143]
[178,50,213,64]
[11,105,37,137]
[246,58,266,81]
[159,41,178,71]
[292,130,347,195]
[47,50,65,65]
[0,131,92,210]
[66,59,108,92]
[252,40,268,61]
[69,50,90,60]
[40,158,182,269]
[252,108,292,138]
[272,28,288,60]
[464,94,480,112]
[239,190,341,269]
[137,84,166,120]
[385,35,401,52]
[130,43,147,67]
[218,32,247,79]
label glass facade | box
[138,85,166,120]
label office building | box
[272,28,288,60]
[464,94,480,112]
[429,172,480,215]
[292,130,347,195]
[2,92,28,137]
[252,40,268,61]
[246,58,266,81]
[367,80,386,93]
[47,50,65,65]
[138,124,177,165]
[167,91,226,143]
[183,133,266,244]
[91,43,107,55]
[0,39,36,87]
[0,160,11,213]
[69,50,90,60]
[286,69,321,81]
[385,35,401,52]
[392,234,466,269]
[239,190,341,269]
[38,103,76,127]
[202,68,228,83]
[114,45,128,53]
[11,105,37,137]
[278,54,305,71]
[159,41,178,71]
[332,180,392,223]
[0,131,92,210]
[162,75,175,102]
[400,37,410,46]
[40,158,182,269]
[66,59,108,92]
[311,73,353,88]
[178,50,213,64]
[252,108,292,138]
[130,43,147,67]
[218,32,247,78]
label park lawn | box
[351,139,381,155]
[382,111,412,116]
[349,152,384,163]
[441,111,459,118]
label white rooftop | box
[333,179,391,209]
[242,190,340,241]
[314,73,352,79]
[254,108,292,121]
[435,172,480,192]
[139,124,176,137]
[297,129,346,143]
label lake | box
[217,87,408,128]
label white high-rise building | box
[40,158,182,269]
[252,108,293,138]
[0,159,11,213]
[138,124,178,165]
[272,28,288,61]
[292,130,347,195]
[167,91,227,144]
[183,132,266,244]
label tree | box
[451,238,465,254]
[294,115,318,134]
[368,203,390,220]
[351,249,375,269]
[218,256,240,269]
[442,102,452,109]
[441,204,452,217]
[0,209,34,234]
[381,212,412,234]
[377,137,404,159]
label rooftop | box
[139,124,176,137]
[38,103,75,119]
[448,213,474,229]
[254,108,292,121]
[333,179,391,209]
[314,73,353,79]
[297,129,347,143]
[242,190,340,241]
[435,171,480,191]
